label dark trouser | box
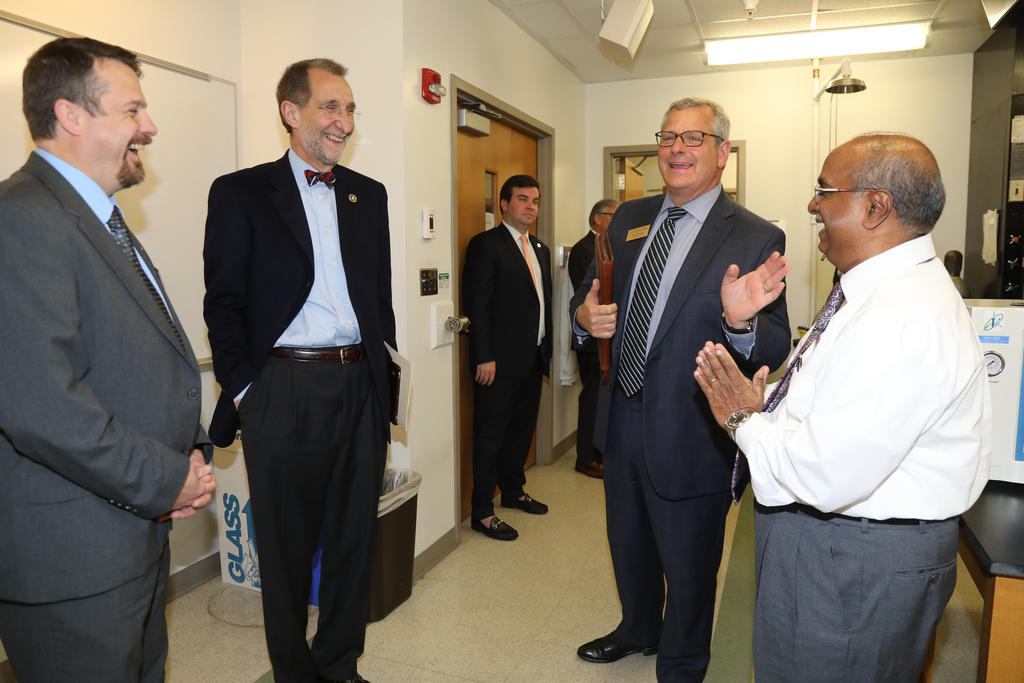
[0,541,170,683]
[238,356,386,682]
[753,504,957,683]
[574,349,603,468]
[470,358,542,520]
[603,391,731,682]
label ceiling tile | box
[508,1,583,39]
[700,15,817,39]
[489,0,991,83]
[814,5,938,28]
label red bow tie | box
[304,169,336,189]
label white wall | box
[586,54,974,330]
[400,0,587,553]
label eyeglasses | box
[303,103,361,120]
[811,186,879,202]
[654,130,721,148]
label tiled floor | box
[163,450,983,682]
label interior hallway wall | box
[399,0,587,552]
[585,54,974,331]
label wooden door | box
[456,116,539,521]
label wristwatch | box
[722,312,754,334]
[725,410,752,440]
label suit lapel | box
[650,192,736,350]
[270,153,314,266]
[23,155,193,361]
[498,226,539,293]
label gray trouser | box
[753,504,956,683]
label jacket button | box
[187,388,199,400]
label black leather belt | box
[271,345,364,364]
[792,503,948,527]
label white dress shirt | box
[736,235,990,520]
[504,222,545,345]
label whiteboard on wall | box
[0,16,238,363]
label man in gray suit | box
[0,37,216,682]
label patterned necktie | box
[107,206,184,349]
[519,234,539,293]
[304,169,336,188]
[617,207,687,398]
[731,280,845,501]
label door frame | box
[448,75,556,531]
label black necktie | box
[304,169,336,188]
[107,206,183,349]
[617,207,687,398]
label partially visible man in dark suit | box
[203,58,394,682]
[463,174,553,541]
[571,97,790,681]
[0,37,216,681]
[568,198,619,479]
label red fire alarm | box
[421,68,446,104]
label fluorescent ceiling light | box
[705,21,931,66]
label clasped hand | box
[158,448,216,522]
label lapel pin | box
[348,193,358,203]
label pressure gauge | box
[985,351,1005,377]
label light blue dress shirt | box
[274,148,361,348]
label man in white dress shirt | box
[693,133,990,682]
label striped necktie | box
[616,207,686,398]
[107,206,184,349]
[731,281,845,501]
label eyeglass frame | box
[301,102,361,120]
[811,186,887,203]
[654,129,723,148]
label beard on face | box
[301,127,347,168]
[116,134,153,190]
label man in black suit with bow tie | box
[462,174,553,541]
[203,58,394,683]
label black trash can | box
[368,469,421,622]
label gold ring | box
[709,377,717,383]
[761,282,771,294]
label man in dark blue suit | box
[204,58,394,683]
[571,97,791,681]
[463,175,553,541]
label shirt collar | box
[503,221,531,244]
[34,148,117,225]
[658,184,722,223]
[287,148,332,193]
[840,234,937,304]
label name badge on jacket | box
[626,225,650,241]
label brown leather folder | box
[595,232,614,383]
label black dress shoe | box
[471,516,518,540]
[575,462,604,479]
[500,493,548,514]
[577,632,657,663]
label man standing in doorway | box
[203,58,395,682]
[0,37,215,681]
[568,198,619,478]
[463,174,553,541]
[572,97,790,680]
